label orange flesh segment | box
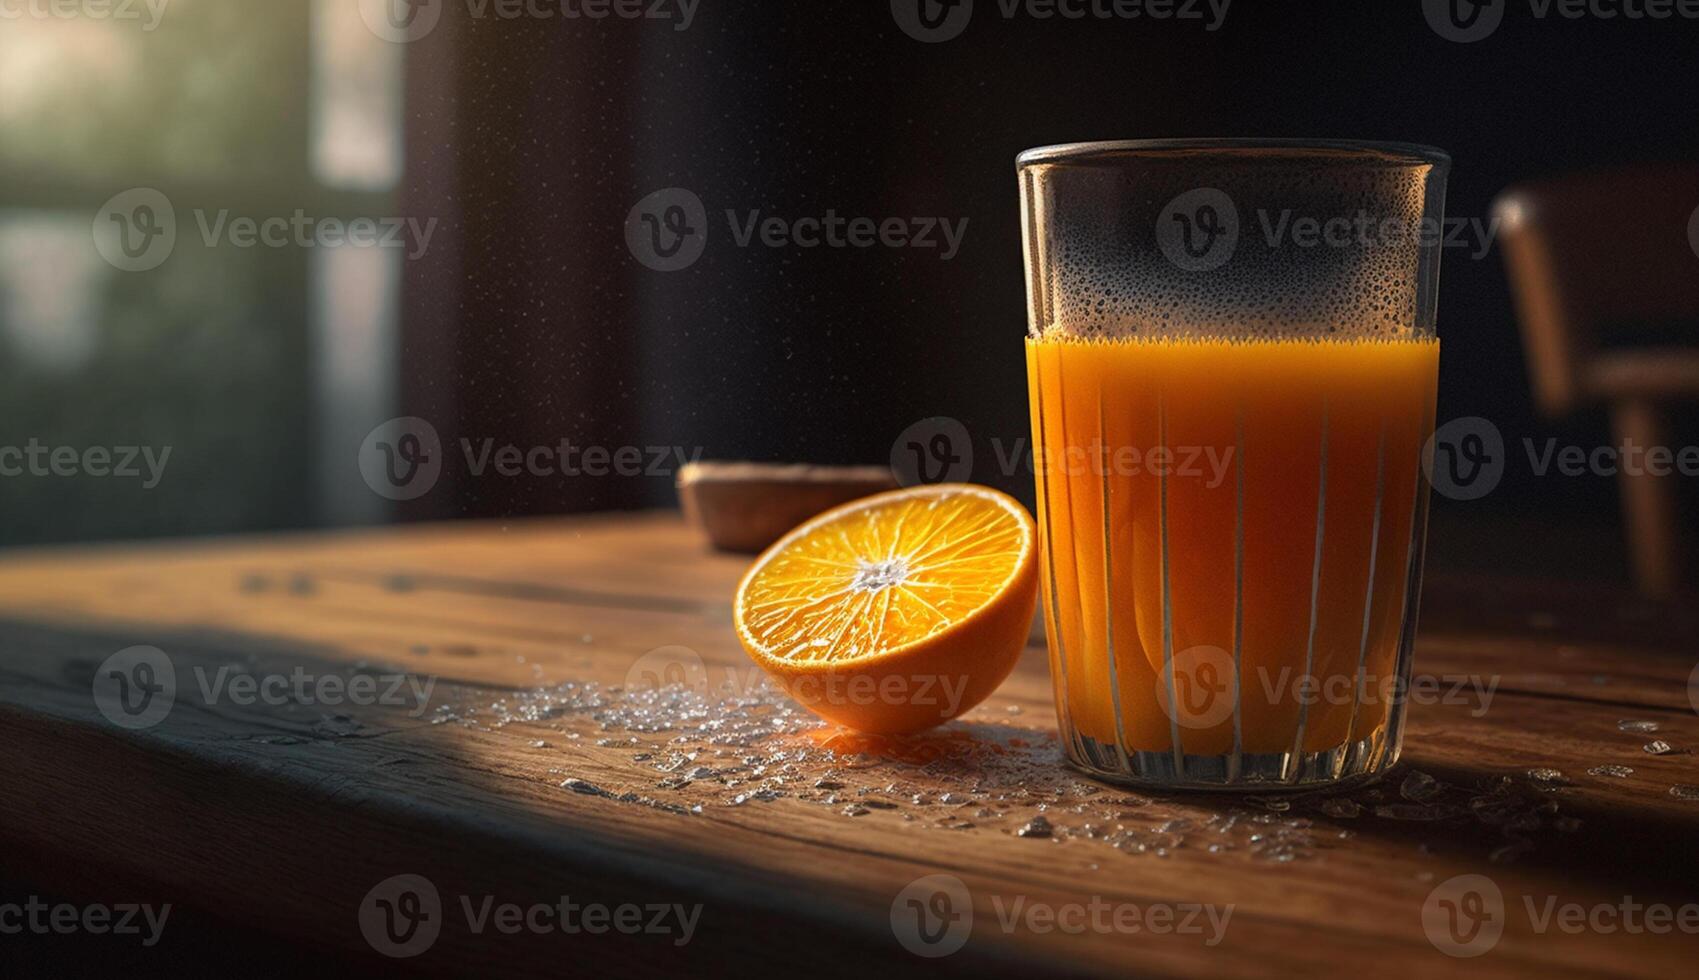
[738,490,1030,664]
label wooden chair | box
[1493,165,1699,599]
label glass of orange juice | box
[1017,139,1449,789]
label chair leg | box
[1611,401,1680,599]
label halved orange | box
[733,483,1039,733]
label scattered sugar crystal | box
[1644,740,1675,755]
[1375,804,1459,821]
[443,677,1589,867]
[1670,785,1699,801]
[1588,764,1633,778]
[1319,798,1363,819]
[1400,770,1441,802]
[1469,798,1515,827]
[1504,812,1542,833]
[1617,720,1660,734]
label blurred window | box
[0,0,404,544]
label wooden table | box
[2,513,1697,977]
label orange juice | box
[1025,334,1439,762]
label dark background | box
[4,0,1697,584]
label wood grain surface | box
[1,513,1696,977]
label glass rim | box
[1016,138,1451,170]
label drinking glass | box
[1017,139,1449,788]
